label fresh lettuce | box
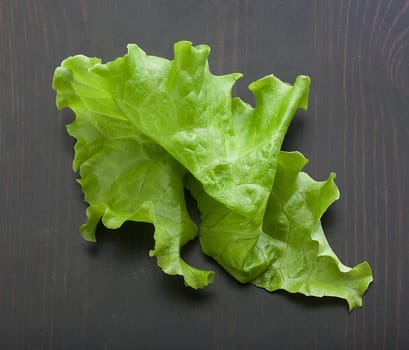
[52,41,372,310]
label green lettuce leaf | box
[52,55,214,288]
[188,151,372,310]
[52,41,372,310]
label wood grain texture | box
[0,0,408,349]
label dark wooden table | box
[1,1,408,349]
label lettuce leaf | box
[53,55,214,288]
[52,41,372,310]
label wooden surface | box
[1,1,408,349]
